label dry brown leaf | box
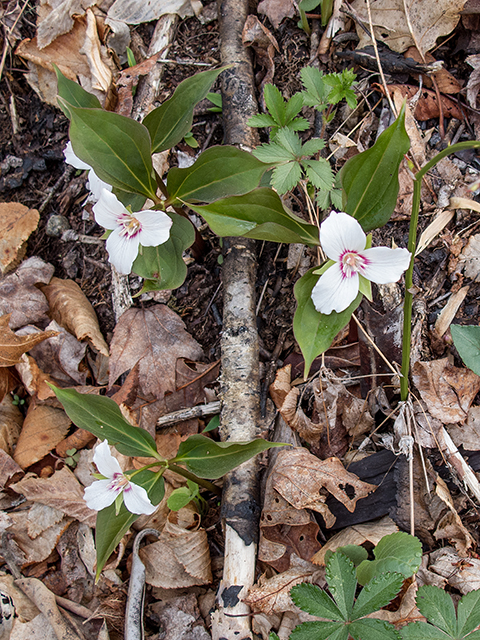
[351,0,466,56]
[429,547,480,592]
[13,404,71,469]
[15,354,58,402]
[467,53,480,108]
[405,47,462,93]
[0,573,40,622]
[36,0,96,49]
[0,448,23,487]
[311,516,398,565]
[370,582,424,626]
[0,257,54,330]
[42,277,109,357]
[109,305,204,400]
[448,406,480,450]
[434,476,475,553]
[0,315,58,368]
[140,507,212,588]
[0,395,23,456]
[257,0,295,29]
[11,466,96,527]
[0,203,39,275]
[242,15,280,96]
[271,448,376,524]
[434,286,469,338]
[116,53,161,117]
[416,209,455,256]
[456,233,480,281]
[412,358,480,423]
[377,84,465,120]
[106,0,200,25]
[0,367,19,404]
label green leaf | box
[301,138,326,156]
[264,84,287,126]
[132,213,195,290]
[299,0,320,10]
[95,471,164,579]
[290,621,347,640]
[271,161,302,194]
[450,325,480,376]
[291,583,344,621]
[401,621,452,640]
[61,102,157,199]
[303,158,334,190]
[341,102,410,231]
[253,141,296,164]
[356,532,422,586]
[166,146,271,205]
[285,92,305,122]
[143,66,226,153]
[248,113,278,128]
[457,589,480,637]
[325,552,356,620]
[49,386,159,458]
[203,415,220,433]
[334,545,369,567]
[293,267,362,378]
[300,66,329,110]
[207,92,222,109]
[189,188,320,245]
[349,618,401,640]
[172,434,284,479]
[54,66,101,112]
[352,572,404,620]
[415,586,457,637]
[167,486,195,511]
[276,128,303,156]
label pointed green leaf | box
[303,158,334,190]
[333,545,369,567]
[450,325,480,376]
[264,84,287,125]
[341,103,410,231]
[288,118,311,132]
[301,138,326,156]
[400,621,452,640]
[189,188,320,245]
[293,267,362,378]
[132,213,195,290]
[271,161,302,194]
[300,66,329,109]
[457,589,480,637]
[415,586,457,637]
[285,92,305,121]
[291,583,344,621]
[291,621,347,640]
[166,146,271,205]
[325,552,357,620]
[60,102,157,199]
[352,572,404,620]
[143,66,226,153]
[356,532,422,586]
[253,141,296,164]
[49,386,158,458]
[172,434,284,479]
[349,618,401,640]
[248,113,278,128]
[54,65,101,112]
[276,128,303,156]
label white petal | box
[105,228,140,274]
[311,262,359,314]
[123,481,157,515]
[135,210,173,247]
[93,189,128,230]
[87,171,112,202]
[320,211,366,261]
[64,142,91,171]
[361,247,411,284]
[84,479,117,511]
[93,440,122,478]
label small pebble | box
[46,214,70,237]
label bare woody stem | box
[400,140,480,401]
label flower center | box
[119,213,142,239]
[339,250,367,278]
[108,472,130,494]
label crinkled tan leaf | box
[429,547,480,593]
[36,0,97,49]
[106,0,199,26]
[257,0,295,29]
[434,476,474,554]
[15,353,58,401]
[0,315,58,367]
[0,203,39,275]
[13,404,71,469]
[6,510,72,566]
[0,448,23,488]
[42,277,109,357]
[448,406,480,450]
[0,394,23,456]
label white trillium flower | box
[311,211,412,315]
[84,440,156,515]
[93,189,173,275]
[63,141,112,202]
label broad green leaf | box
[341,103,410,231]
[166,146,271,205]
[95,471,164,579]
[325,552,356,620]
[299,0,320,9]
[356,532,422,586]
[303,158,334,190]
[450,325,480,376]
[457,589,480,637]
[271,161,302,194]
[132,213,195,290]
[400,621,452,640]
[320,0,334,25]
[349,618,401,640]
[172,434,284,479]
[352,572,404,620]
[167,486,195,511]
[143,67,226,152]
[333,545,368,567]
[54,66,101,112]
[415,586,457,637]
[264,83,287,125]
[300,66,329,109]
[189,188,320,246]
[285,92,305,122]
[301,138,326,156]
[112,189,146,211]
[50,386,159,458]
[293,267,362,378]
[206,92,222,109]
[290,621,347,640]
[290,583,344,621]
[61,102,157,199]
[253,141,296,164]
[276,128,303,156]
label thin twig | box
[156,401,221,428]
[365,0,397,116]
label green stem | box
[299,8,311,35]
[168,463,222,496]
[400,140,480,401]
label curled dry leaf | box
[466,53,480,108]
[116,53,161,117]
[35,0,96,49]
[13,404,71,469]
[242,15,280,94]
[0,395,23,456]
[0,367,18,404]
[448,405,480,450]
[42,277,109,357]
[15,353,58,402]
[429,547,480,592]
[369,582,423,626]
[0,203,39,275]
[0,315,58,367]
[434,476,474,554]
[106,0,202,25]
[455,233,480,281]
[412,358,480,423]
[257,0,295,29]
[0,257,54,330]
[404,47,462,94]
[0,449,23,487]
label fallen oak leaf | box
[0,315,58,367]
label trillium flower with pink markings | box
[93,189,173,275]
[63,142,112,202]
[84,441,156,515]
[311,211,411,315]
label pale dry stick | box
[365,0,397,117]
[156,401,221,428]
[300,181,325,265]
